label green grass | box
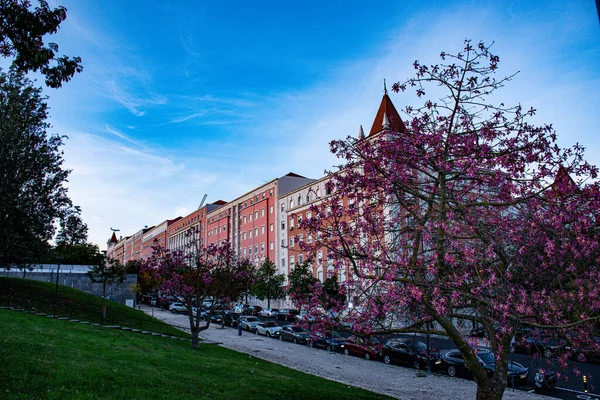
[0,277,187,338]
[0,310,391,400]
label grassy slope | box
[0,277,186,337]
[0,310,391,400]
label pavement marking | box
[556,386,600,399]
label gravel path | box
[140,306,549,400]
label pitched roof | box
[110,232,118,243]
[369,93,406,136]
[552,165,578,194]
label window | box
[298,254,304,263]
[281,239,285,247]
[289,237,295,247]
[243,248,247,256]
[248,230,252,238]
[249,246,252,255]
[270,223,274,232]
[243,232,247,240]
[326,206,332,217]
[297,215,302,227]
[261,243,265,253]
[243,216,246,224]
[255,211,258,219]
[261,208,265,217]
[307,211,312,219]
[297,195,302,205]
[289,217,294,229]
[270,189,273,197]
[254,228,258,237]
[281,258,285,267]
[281,203,284,212]
[298,234,303,244]
[306,193,311,203]
[289,199,294,208]
[307,234,313,243]
[254,245,258,254]
[270,205,274,214]
[290,256,295,268]
[281,221,285,230]
[261,226,265,235]
[270,241,274,250]
[249,213,252,222]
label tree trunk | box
[191,327,200,349]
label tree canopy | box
[0,69,76,267]
[0,0,83,88]
[251,259,285,308]
[294,40,600,400]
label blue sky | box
[12,0,599,249]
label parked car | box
[276,308,299,321]
[295,310,316,322]
[567,336,600,364]
[255,321,282,338]
[280,325,312,344]
[209,312,225,324]
[259,308,280,318]
[470,325,486,338]
[511,331,567,358]
[239,315,261,332]
[343,335,383,360]
[241,305,263,316]
[382,339,442,369]
[169,302,189,314]
[442,349,529,384]
[307,330,347,352]
[223,312,241,327]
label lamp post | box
[52,257,62,318]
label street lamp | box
[52,257,62,318]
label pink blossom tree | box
[143,230,255,348]
[296,40,600,400]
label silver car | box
[255,321,281,338]
[239,316,261,332]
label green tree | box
[54,243,103,265]
[287,261,318,304]
[55,206,88,247]
[0,69,74,268]
[0,0,83,88]
[251,260,285,308]
[88,258,127,323]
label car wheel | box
[577,353,587,363]
[293,338,298,344]
[543,347,553,358]
[255,329,258,335]
[365,353,371,360]
[412,360,420,370]
[308,340,313,348]
[448,365,457,377]
[384,355,391,365]
[279,335,283,341]
[327,344,334,352]
[266,332,271,338]
[344,348,350,356]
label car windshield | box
[292,326,306,333]
[411,341,427,351]
[329,332,341,338]
[477,352,495,364]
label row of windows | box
[242,242,273,256]
[242,190,274,209]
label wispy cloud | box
[169,112,205,124]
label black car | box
[241,305,263,316]
[567,336,600,364]
[511,332,567,358]
[276,308,299,321]
[442,349,529,384]
[209,312,224,324]
[223,312,241,327]
[279,325,312,344]
[307,330,347,352]
[382,339,442,369]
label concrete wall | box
[2,271,137,305]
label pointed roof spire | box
[358,125,365,139]
[110,232,118,243]
[382,112,390,129]
[369,90,406,136]
[384,79,388,95]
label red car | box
[343,335,383,360]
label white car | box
[255,321,282,338]
[169,302,189,314]
[259,308,279,318]
[239,316,261,332]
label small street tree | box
[88,258,127,322]
[251,260,285,308]
[297,40,600,400]
[143,232,256,348]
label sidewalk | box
[140,306,549,400]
